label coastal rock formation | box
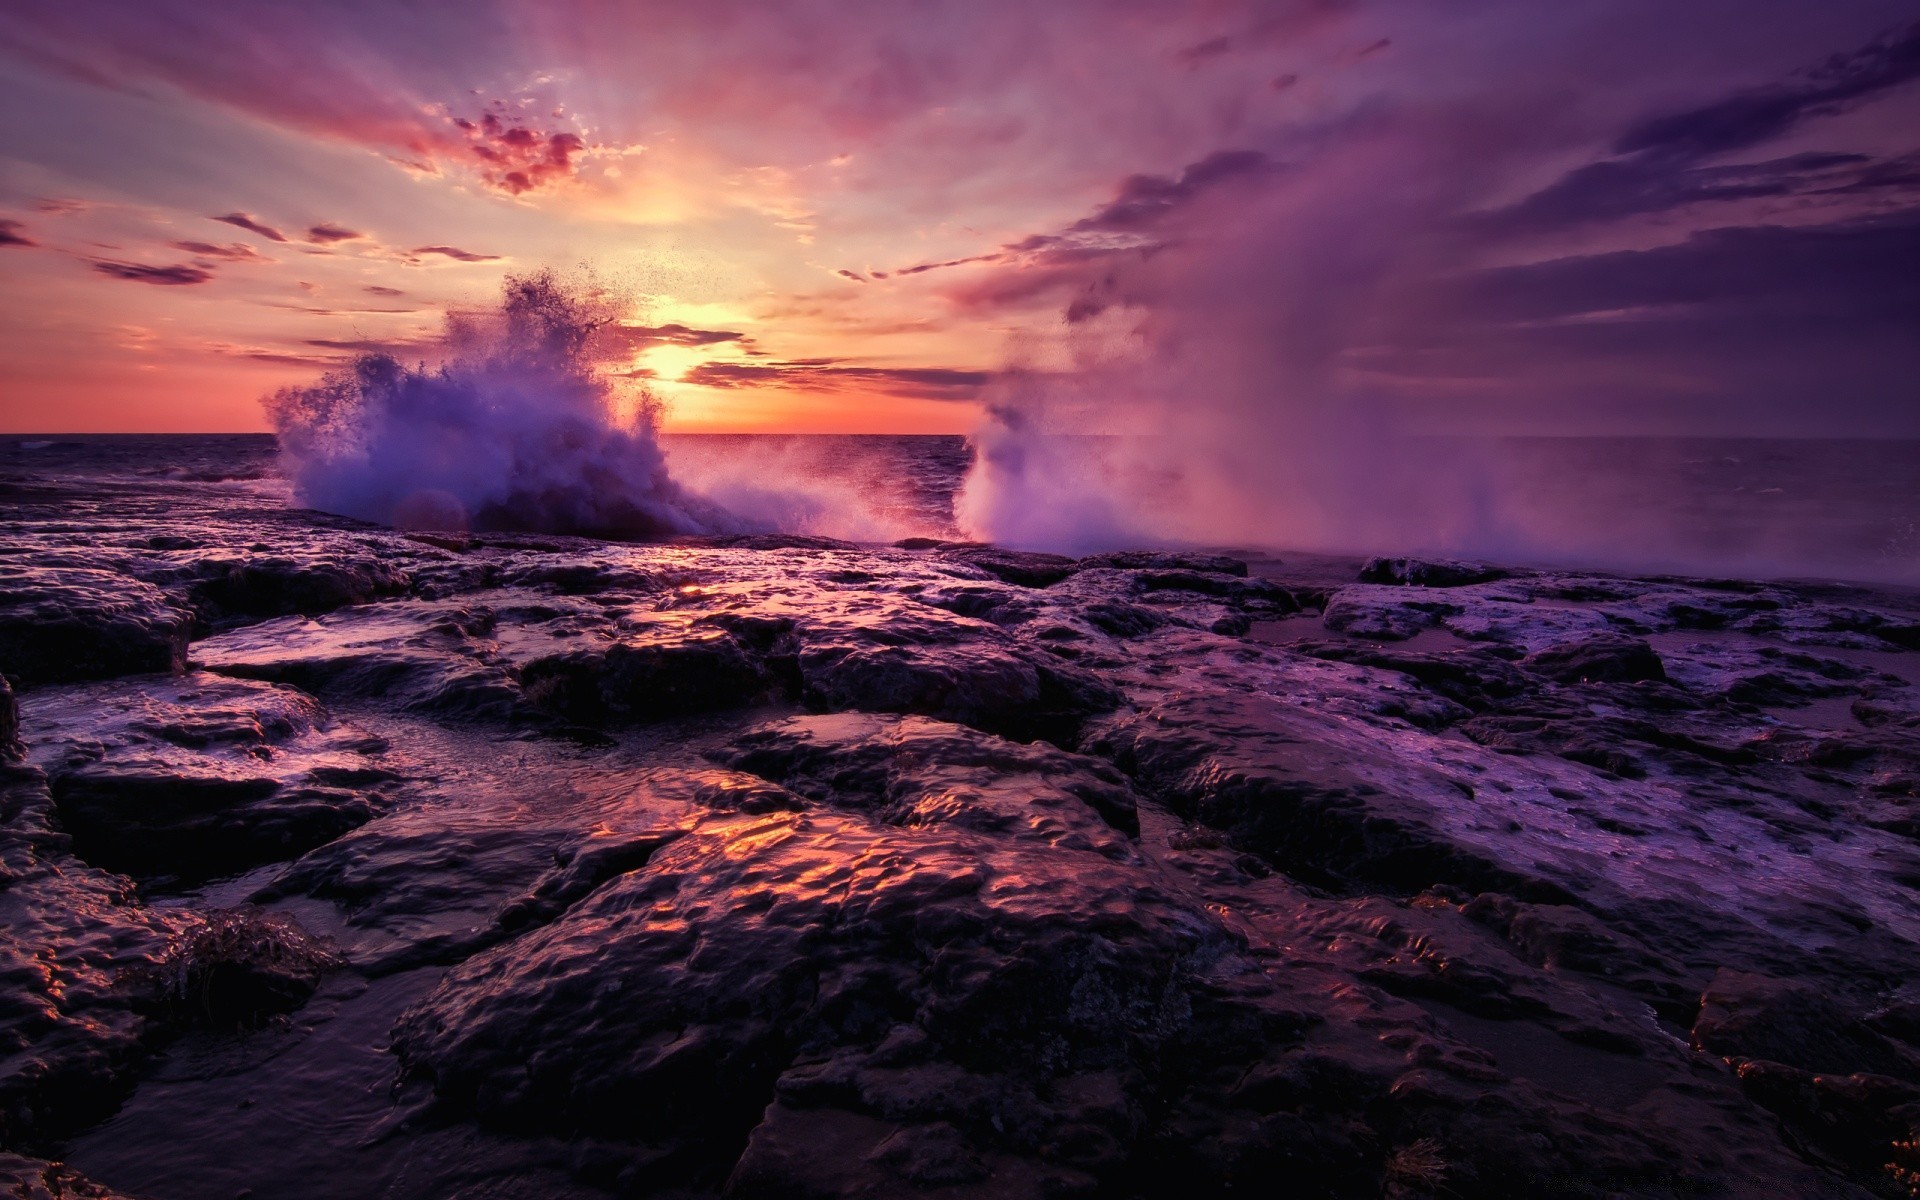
[0,566,190,684]
[4,466,1920,1197]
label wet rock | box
[717,712,1142,849]
[255,814,580,974]
[0,1154,140,1199]
[795,617,1122,742]
[1289,641,1531,712]
[1088,692,1561,900]
[1321,587,1459,641]
[391,806,1249,1191]
[521,626,775,724]
[940,547,1080,588]
[0,566,189,684]
[181,554,411,624]
[0,675,18,761]
[1079,551,1249,577]
[123,907,338,1028]
[1359,558,1507,588]
[1693,970,1914,1077]
[26,674,390,881]
[1522,634,1666,686]
[1733,1060,1920,1186]
[1081,599,1168,639]
[0,766,175,1150]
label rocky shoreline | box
[5,474,1920,1197]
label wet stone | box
[24,674,392,881]
[0,566,190,685]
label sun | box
[639,343,705,382]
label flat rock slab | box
[0,566,189,684]
[23,673,393,881]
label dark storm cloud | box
[305,222,365,244]
[0,219,34,247]
[1491,150,1920,231]
[1454,208,1920,325]
[683,359,989,399]
[409,245,502,262]
[1495,21,1920,232]
[1071,150,1278,235]
[1614,20,1920,161]
[88,258,214,284]
[211,212,288,242]
[1365,207,1920,431]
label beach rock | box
[0,676,17,761]
[26,674,391,881]
[1079,551,1249,577]
[717,712,1142,849]
[124,907,338,1029]
[1692,970,1914,1077]
[181,554,411,624]
[940,547,1080,587]
[795,615,1122,741]
[0,766,175,1150]
[1320,587,1459,641]
[0,1154,140,1199]
[0,566,189,684]
[521,626,775,724]
[1522,634,1667,686]
[1359,558,1507,588]
[391,806,1250,1191]
[255,815,580,974]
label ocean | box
[4,432,1919,583]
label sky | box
[0,0,1915,435]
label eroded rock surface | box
[5,458,1920,1198]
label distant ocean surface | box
[5,433,1919,583]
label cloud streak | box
[87,259,215,285]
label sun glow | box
[638,343,707,381]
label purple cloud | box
[409,245,502,262]
[211,212,288,242]
[88,259,215,285]
[306,223,366,244]
[0,219,35,247]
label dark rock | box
[0,766,175,1151]
[1523,634,1667,686]
[1088,692,1567,901]
[1693,970,1913,1077]
[0,566,190,684]
[940,547,1080,587]
[1079,551,1249,577]
[1289,641,1531,710]
[391,806,1248,1190]
[255,814,582,973]
[28,674,390,881]
[795,618,1121,742]
[1321,588,1460,641]
[717,712,1142,847]
[0,1154,140,1199]
[123,907,338,1028]
[0,675,17,761]
[522,627,774,724]
[1359,558,1507,588]
[183,554,411,623]
[1082,599,1168,639]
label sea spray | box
[268,271,738,537]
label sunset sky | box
[1,0,1915,435]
